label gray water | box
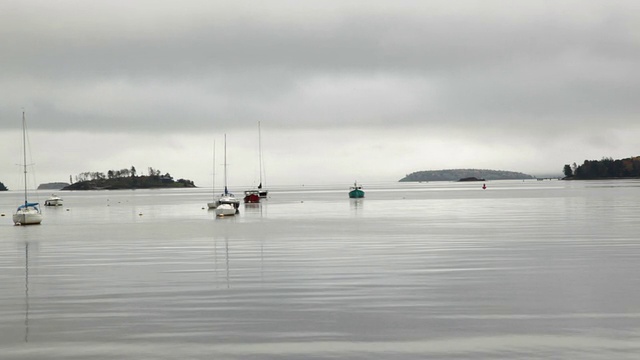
[1,180,640,359]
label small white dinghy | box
[215,203,237,217]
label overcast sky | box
[2,0,639,190]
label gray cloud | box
[2,1,640,187]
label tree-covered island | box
[62,166,195,190]
[563,156,640,179]
[0,181,7,191]
[399,169,534,182]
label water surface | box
[1,180,640,359]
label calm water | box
[1,180,640,359]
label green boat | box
[348,182,365,198]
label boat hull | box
[13,211,43,225]
[243,191,261,203]
[215,204,237,216]
[348,189,365,198]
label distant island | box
[38,182,70,190]
[563,156,640,180]
[62,166,196,190]
[400,169,535,182]
[0,181,7,191]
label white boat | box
[215,135,239,217]
[217,191,240,210]
[13,111,43,225]
[44,194,63,206]
[215,203,237,217]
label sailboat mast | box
[258,121,263,188]
[223,134,228,195]
[22,111,28,207]
[212,140,216,199]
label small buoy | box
[139,213,143,216]
[482,183,487,189]
[66,208,70,211]
[0,213,4,217]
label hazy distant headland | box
[0,181,7,191]
[62,167,196,190]
[563,156,640,179]
[38,182,70,190]
[400,169,535,182]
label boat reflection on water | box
[244,202,261,212]
[213,224,235,289]
[22,241,31,343]
[350,198,363,214]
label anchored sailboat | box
[13,111,42,225]
[244,121,268,202]
[215,135,240,216]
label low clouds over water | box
[2,1,639,188]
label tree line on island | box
[563,156,640,179]
[63,166,195,190]
[399,169,535,182]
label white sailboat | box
[215,135,240,217]
[244,121,268,200]
[257,121,268,198]
[13,111,43,225]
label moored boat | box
[13,111,42,225]
[348,181,365,199]
[215,203,237,217]
[245,121,268,200]
[217,190,240,210]
[13,203,42,225]
[44,194,63,206]
[215,135,239,217]
[243,190,260,203]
